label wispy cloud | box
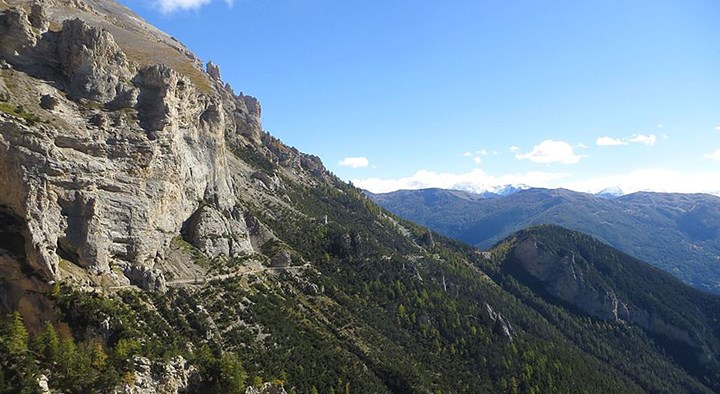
[463,149,490,165]
[338,157,370,168]
[627,134,656,146]
[515,140,582,164]
[596,136,628,146]
[597,134,657,147]
[704,149,720,161]
[155,0,233,13]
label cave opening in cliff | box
[0,207,26,260]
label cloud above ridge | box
[339,157,370,168]
[514,140,582,164]
[156,0,233,13]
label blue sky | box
[119,0,720,194]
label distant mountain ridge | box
[368,187,720,294]
[449,183,531,197]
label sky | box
[119,0,720,195]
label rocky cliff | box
[0,0,317,289]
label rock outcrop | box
[183,205,253,259]
[0,1,288,281]
[509,236,708,359]
[57,18,135,103]
[0,8,37,64]
[206,61,221,81]
[113,356,195,394]
[245,382,288,394]
[482,302,513,342]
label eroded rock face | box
[58,18,134,103]
[183,205,253,259]
[0,8,36,63]
[0,2,272,279]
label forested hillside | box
[369,188,720,293]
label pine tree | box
[35,322,60,364]
[2,312,28,355]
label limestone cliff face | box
[0,0,291,286]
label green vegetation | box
[0,102,43,125]
[231,144,277,173]
[0,133,718,392]
[370,188,720,294]
[0,286,248,393]
[488,225,720,392]
[2,171,719,392]
[172,236,210,267]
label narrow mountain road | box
[166,264,310,286]
[109,263,311,290]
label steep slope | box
[0,1,718,393]
[369,187,720,293]
[489,225,720,392]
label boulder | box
[39,94,59,110]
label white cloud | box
[627,134,657,146]
[509,146,520,153]
[156,0,233,13]
[715,125,720,131]
[657,124,664,128]
[596,134,658,147]
[596,136,628,146]
[353,166,720,196]
[354,169,568,194]
[704,149,720,161]
[576,143,589,149]
[338,157,369,168]
[565,169,720,195]
[462,151,472,157]
[515,140,582,164]
[479,149,489,156]
[473,157,482,165]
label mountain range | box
[368,187,720,294]
[0,1,719,392]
